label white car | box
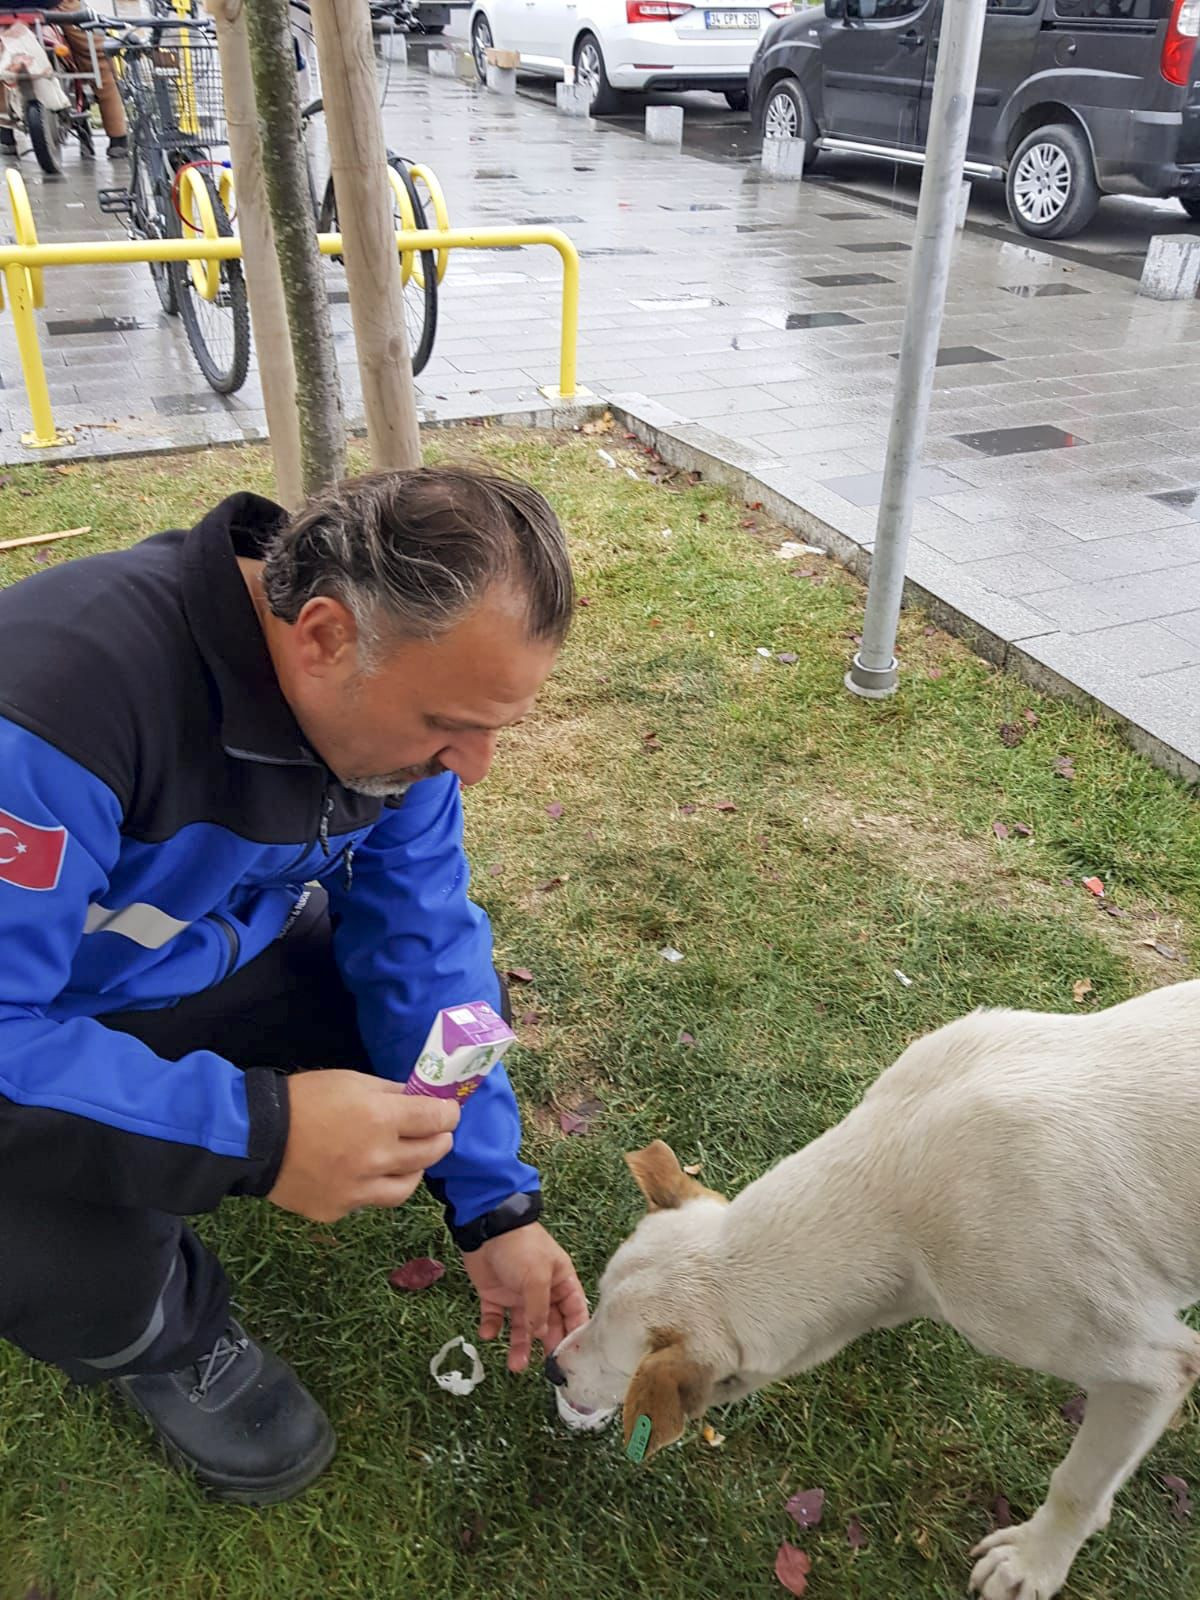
[467,0,794,114]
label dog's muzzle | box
[543,1352,568,1387]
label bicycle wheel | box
[24,95,64,176]
[167,167,250,394]
[133,147,177,315]
[318,161,437,375]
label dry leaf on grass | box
[520,1010,539,1027]
[992,821,1010,840]
[505,967,535,984]
[545,802,564,821]
[846,1517,867,1549]
[1061,1393,1087,1426]
[537,876,567,893]
[388,1258,445,1292]
[990,1495,1014,1529]
[786,1489,825,1530]
[677,1030,696,1047]
[559,1099,604,1137]
[776,652,798,664]
[1142,939,1179,960]
[1161,1474,1192,1522]
[774,1544,811,1596]
[714,801,738,814]
[1072,979,1094,1004]
[1053,756,1077,780]
[998,722,1027,748]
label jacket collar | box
[180,492,319,767]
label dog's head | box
[550,1140,748,1460]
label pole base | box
[21,427,73,449]
[845,651,899,699]
[539,384,593,404]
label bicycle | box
[291,0,437,375]
[96,11,249,392]
[0,5,104,174]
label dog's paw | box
[968,1522,1073,1600]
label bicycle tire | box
[133,148,177,314]
[25,96,64,176]
[167,168,250,393]
[318,161,437,375]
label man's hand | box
[268,1070,459,1223]
[462,1222,589,1373]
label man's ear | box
[622,1333,713,1461]
[625,1140,727,1211]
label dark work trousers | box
[0,891,505,1384]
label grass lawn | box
[2,428,1199,1600]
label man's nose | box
[441,731,499,788]
[544,1352,568,1388]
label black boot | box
[0,127,16,152]
[107,135,129,157]
[115,1318,336,1505]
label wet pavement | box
[0,49,1198,773]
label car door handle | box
[898,29,924,47]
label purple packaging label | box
[405,1072,487,1102]
[441,1002,513,1051]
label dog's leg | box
[969,1339,1199,1600]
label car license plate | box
[705,9,756,27]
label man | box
[0,467,587,1504]
[0,3,129,157]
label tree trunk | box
[242,0,346,493]
[309,0,421,471]
[205,0,303,509]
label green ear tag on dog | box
[626,1414,652,1463]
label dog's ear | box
[625,1140,726,1211]
[622,1332,713,1461]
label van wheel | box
[757,77,817,168]
[1180,196,1200,223]
[1007,123,1099,239]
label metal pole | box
[846,0,987,700]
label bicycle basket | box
[119,26,226,146]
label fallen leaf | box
[559,1098,603,1137]
[388,1258,445,1292]
[714,801,738,813]
[786,1489,825,1530]
[642,737,663,751]
[678,803,697,817]
[488,864,504,877]
[1023,709,1040,726]
[928,667,944,680]
[776,652,798,664]
[774,1543,811,1596]
[698,511,709,524]
[505,967,535,984]
[846,1517,867,1550]
[577,596,592,608]
[520,1010,539,1027]
[545,802,564,821]
[1014,823,1034,838]
[1161,1474,1192,1522]
[677,1030,695,1047]
[990,1495,1013,1529]
[660,946,685,963]
[998,722,1026,748]
[1082,876,1105,897]
[458,1511,486,1550]
[1142,938,1179,960]
[1053,756,1077,780]
[701,1423,725,1447]
[1061,1393,1087,1426]
[1072,978,1093,1004]
[582,411,614,436]
[923,626,937,637]
[992,821,1010,840]
[537,876,566,893]
[683,1161,702,1176]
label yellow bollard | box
[3,172,69,448]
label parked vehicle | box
[0,7,102,174]
[748,0,1200,238]
[468,0,795,113]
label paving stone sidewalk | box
[1,56,1198,775]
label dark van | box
[747,0,1200,237]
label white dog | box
[549,980,1200,1599]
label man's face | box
[272,585,559,796]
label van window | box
[844,0,924,18]
[987,0,1040,12]
[1052,0,1160,19]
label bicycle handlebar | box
[0,7,96,20]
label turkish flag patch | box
[0,807,68,892]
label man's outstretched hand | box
[462,1222,588,1372]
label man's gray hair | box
[262,466,574,664]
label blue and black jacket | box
[0,492,539,1226]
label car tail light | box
[1162,0,1200,86]
[768,2,795,13]
[626,1,693,20]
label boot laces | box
[188,1329,250,1404]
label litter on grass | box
[431,1337,485,1397]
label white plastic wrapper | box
[430,1336,485,1397]
[555,1388,616,1433]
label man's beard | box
[342,759,445,800]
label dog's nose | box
[543,1352,568,1388]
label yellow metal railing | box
[0,169,582,449]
